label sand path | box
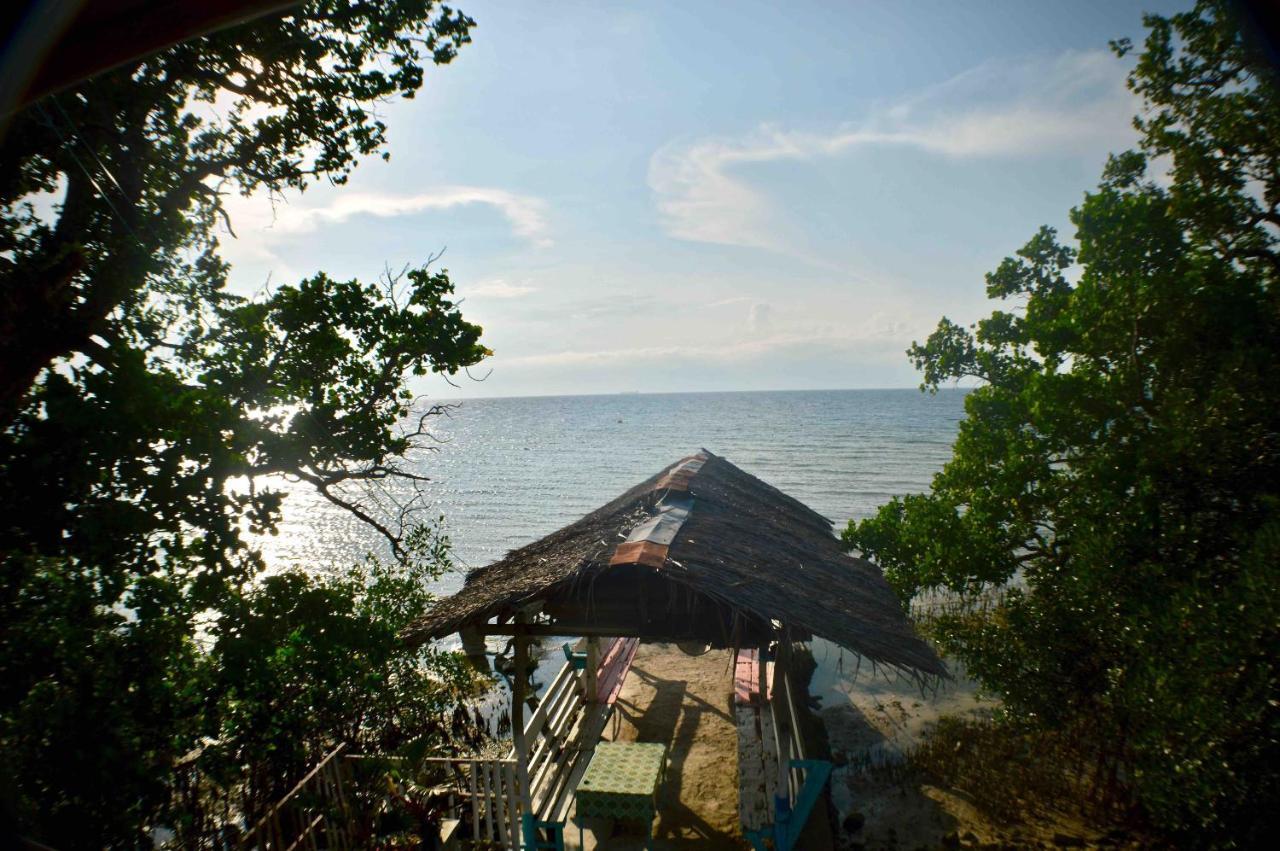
[570,643,748,850]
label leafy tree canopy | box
[845,1,1279,844]
[0,2,490,847]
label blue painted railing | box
[744,759,833,851]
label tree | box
[0,2,490,847]
[183,526,489,849]
[844,1,1279,844]
[0,0,475,422]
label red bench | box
[596,636,639,704]
[734,647,772,705]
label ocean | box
[258,387,968,587]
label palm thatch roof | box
[402,451,945,679]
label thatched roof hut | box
[402,450,944,679]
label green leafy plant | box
[0,3,489,848]
[188,524,491,842]
[845,2,1279,845]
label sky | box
[219,0,1192,399]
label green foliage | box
[1,553,206,846]
[0,2,488,848]
[180,526,489,848]
[0,0,476,420]
[907,715,1086,826]
[844,2,1279,844]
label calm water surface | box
[260,388,968,587]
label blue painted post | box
[773,792,792,850]
[561,642,587,670]
[522,812,538,850]
[784,760,834,849]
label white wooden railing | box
[241,637,638,851]
[736,644,820,832]
[424,637,636,849]
[240,743,355,851]
[418,755,522,849]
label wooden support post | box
[772,637,791,801]
[758,642,769,704]
[771,634,793,849]
[584,636,600,702]
[459,624,492,676]
[512,617,534,818]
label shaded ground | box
[567,642,837,850]
[569,643,746,850]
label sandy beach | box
[557,638,1122,851]
[570,643,747,850]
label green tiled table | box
[575,742,667,848]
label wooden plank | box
[489,760,509,848]
[327,758,352,851]
[595,637,625,681]
[281,813,324,851]
[616,638,640,703]
[760,702,780,814]
[505,761,521,850]
[772,641,792,804]
[530,729,573,814]
[736,703,768,831]
[441,646,617,841]
[481,759,495,843]
[243,743,347,848]
[537,698,600,820]
[522,657,577,740]
[469,760,481,844]
[544,701,615,825]
[596,637,638,704]
[528,663,581,752]
[512,629,534,813]
[583,636,600,701]
[527,670,587,813]
[782,669,806,800]
[734,648,759,704]
[479,620,777,645]
[521,653,585,807]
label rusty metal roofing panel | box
[610,540,669,569]
[654,452,708,492]
[610,492,695,568]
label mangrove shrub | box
[845,2,1280,844]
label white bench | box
[519,637,639,843]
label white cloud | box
[502,334,867,369]
[502,309,936,369]
[648,50,1138,249]
[464,279,539,299]
[746,302,773,335]
[225,186,553,247]
[216,185,554,294]
[704,296,757,308]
